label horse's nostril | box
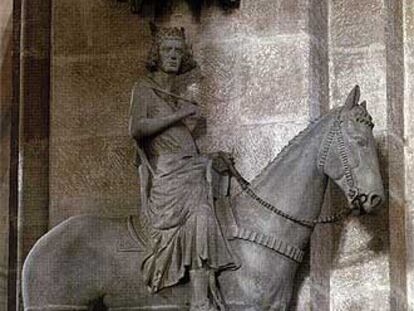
[370,194,382,208]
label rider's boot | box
[189,269,218,311]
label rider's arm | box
[129,111,191,140]
[128,83,197,141]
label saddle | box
[117,164,236,253]
[118,158,306,263]
[117,197,237,253]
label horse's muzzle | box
[351,191,384,215]
[362,192,384,213]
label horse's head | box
[318,85,385,214]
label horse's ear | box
[361,100,367,110]
[343,85,360,112]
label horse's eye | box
[354,137,368,147]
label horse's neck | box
[236,119,330,230]
[222,119,332,306]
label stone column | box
[0,0,15,309]
[385,1,407,309]
[1,0,21,310]
[403,0,414,309]
[307,1,331,310]
[17,0,51,307]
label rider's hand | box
[211,151,235,174]
[178,103,200,119]
[218,151,235,166]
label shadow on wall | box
[291,133,389,309]
[331,133,389,269]
[116,0,240,18]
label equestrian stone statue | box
[21,31,385,310]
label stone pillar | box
[385,1,407,310]
[329,0,390,309]
[17,0,51,306]
[307,1,331,310]
[1,0,21,310]
[0,1,15,309]
[403,0,414,309]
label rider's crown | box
[153,25,186,42]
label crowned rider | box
[128,23,238,311]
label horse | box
[22,86,385,311]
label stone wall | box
[50,0,332,219]
[403,0,414,309]
[10,0,412,310]
[49,0,144,226]
[0,0,13,309]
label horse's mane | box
[249,107,342,185]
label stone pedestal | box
[403,0,414,309]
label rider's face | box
[159,39,184,74]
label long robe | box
[129,76,238,293]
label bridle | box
[317,113,368,212]
[225,112,367,262]
[318,114,360,198]
[226,113,359,228]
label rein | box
[222,114,353,230]
[227,164,351,229]
[223,114,359,262]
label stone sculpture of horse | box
[22,86,384,310]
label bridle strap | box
[229,226,305,263]
[222,115,357,262]
[317,119,340,170]
[221,132,352,229]
[318,114,359,200]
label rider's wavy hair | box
[146,22,197,74]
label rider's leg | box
[189,268,218,311]
[208,270,225,310]
[190,269,210,310]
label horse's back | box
[22,214,183,310]
[22,214,136,309]
[21,209,296,310]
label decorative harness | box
[225,112,360,263]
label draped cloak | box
[129,77,238,293]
